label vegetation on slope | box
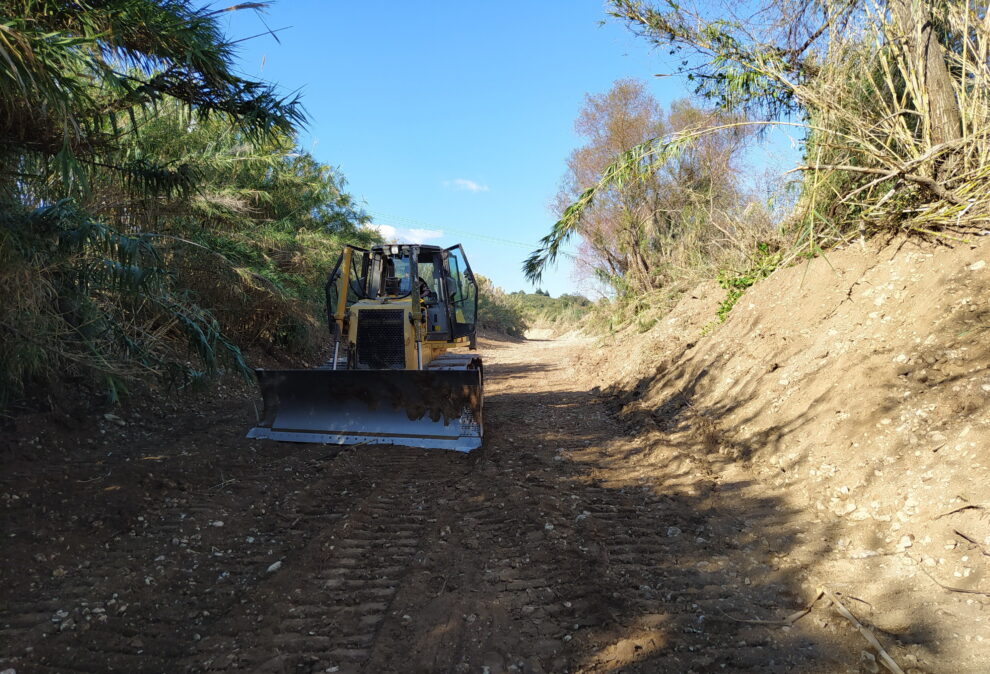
[0,1,378,408]
[529,0,990,333]
[477,277,591,338]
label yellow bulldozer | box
[247,243,483,452]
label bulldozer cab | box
[443,244,478,341]
[325,244,478,343]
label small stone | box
[544,523,554,531]
[835,502,857,516]
[849,508,871,521]
[968,260,986,271]
[896,535,915,551]
[266,561,282,573]
[103,413,126,426]
[211,521,224,527]
[666,526,682,538]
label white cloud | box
[364,224,444,244]
[443,178,489,193]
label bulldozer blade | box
[246,368,483,452]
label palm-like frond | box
[525,123,746,283]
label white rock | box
[666,526,682,538]
[849,508,871,521]
[896,535,914,551]
[834,502,857,516]
[266,561,282,573]
[211,521,224,527]
[968,260,986,271]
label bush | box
[477,276,528,337]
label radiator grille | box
[356,309,405,369]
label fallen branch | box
[793,164,964,205]
[953,530,990,558]
[820,587,904,674]
[716,602,816,626]
[911,555,990,597]
[933,504,985,520]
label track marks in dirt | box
[190,449,469,674]
[3,449,346,674]
[1,441,470,674]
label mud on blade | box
[246,369,484,452]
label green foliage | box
[0,2,378,408]
[510,291,592,331]
[477,277,592,337]
[477,276,528,337]
[0,200,250,405]
[713,242,782,324]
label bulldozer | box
[247,243,484,452]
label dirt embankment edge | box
[582,236,990,672]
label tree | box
[602,0,987,239]
[530,80,750,294]
[0,1,373,406]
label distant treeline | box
[477,277,591,337]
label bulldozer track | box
[0,445,466,674]
[190,451,452,674]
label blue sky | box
[221,2,798,297]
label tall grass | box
[788,0,990,243]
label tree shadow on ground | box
[414,381,945,673]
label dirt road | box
[3,336,866,673]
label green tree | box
[0,1,374,406]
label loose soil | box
[2,233,989,674]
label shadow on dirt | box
[532,292,990,672]
[416,380,943,673]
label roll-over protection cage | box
[324,244,479,347]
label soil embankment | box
[1,236,988,673]
[588,236,990,673]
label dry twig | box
[953,530,990,558]
[933,504,985,520]
[820,587,904,674]
[910,555,990,598]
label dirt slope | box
[588,236,990,673]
